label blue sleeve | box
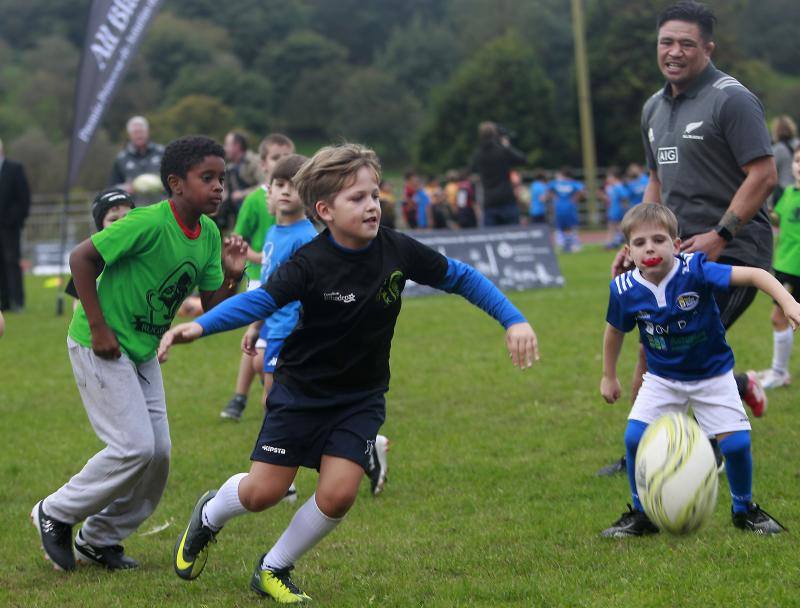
[434,258,526,328]
[605,284,636,332]
[692,252,732,291]
[196,289,279,336]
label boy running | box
[32,136,247,571]
[158,144,538,602]
[221,134,294,420]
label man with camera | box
[469,122,527,226]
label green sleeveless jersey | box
[69,200,224,363]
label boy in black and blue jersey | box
[159,143,539,603]
[600,203,797,538]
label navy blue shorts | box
[251,383,386,471]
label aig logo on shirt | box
[677,291,700,311]
[657,147,678,165]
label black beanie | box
[91,188,135,231]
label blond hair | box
[620,203,679,242]
[294,143,381,220]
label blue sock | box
[719,431,753,513]
[624,419,649,511]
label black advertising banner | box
[403,226,564,297]
[67,0,164,188]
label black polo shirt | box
[641,62,773,268]
[264,227,449,398]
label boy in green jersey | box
[31,136,247,572]
[221,133,295,421]
[756,147,800,389]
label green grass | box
[1,247,798,607]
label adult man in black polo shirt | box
[601,1,778,478]
[109,116,165,205]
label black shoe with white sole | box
[31,501,75,571]
[75,531,139,570]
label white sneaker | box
[758,369,791,390]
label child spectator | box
[603,167,628,249]
[425,176,450,229]
[549,168,585,252]
[755,148,800,389]
[220,134,294,421]
[378,179,396,229]
[455,172,478,228]
[528,169,549,224]
[402,170,419,228]
[624,163,648,207]
[159,143,538,603]
[31,136,247,572]
[600,203,791,537]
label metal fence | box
[23,194,94,275]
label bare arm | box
[730,266,800,328]
[681,156,777,261]
[643,170,661,204]
[70,239,122,359]
[600,323,625,403]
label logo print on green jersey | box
[135,261,198,336]
[376,270,405,307]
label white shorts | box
[255,338,267,349]
[247,279,262,292]
[629,370,751,436]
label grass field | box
[1,245,798,607]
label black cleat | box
[596,456,626,477]
[31,501,75,571]
[732,503,787,535]
[174,490,219,580]
[75,531,139,570]
[220,395,246,421]
[601,504,660,538]
[366,434,389,495]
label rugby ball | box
[635,413,718,534]
[131,173,164,195]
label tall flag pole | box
[57,0,164,315]
[570,0,599,226]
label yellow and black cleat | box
[173,489,218,580]
[250,556,312,604]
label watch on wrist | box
[714,224,734,242]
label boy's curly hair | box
[160,135,225,195]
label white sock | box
[262,494,343,571]
[772,328,794,374]
[202,473,248,531]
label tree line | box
[1,0,798,194]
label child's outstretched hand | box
[158,322,203,363]
[505,322,540,369]
[782,300,800,330]
[221,234,248,278]
[600,376,621,404]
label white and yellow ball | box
[635,413,718,534]
[131,173,164,195]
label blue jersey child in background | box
[548,168,584,252]
[600,203,796,538]
[603,167,628,249]
[624,162,648,206]
[528,169,549,224]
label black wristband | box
[714,224,734,242]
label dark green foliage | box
[417,33,556,173]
